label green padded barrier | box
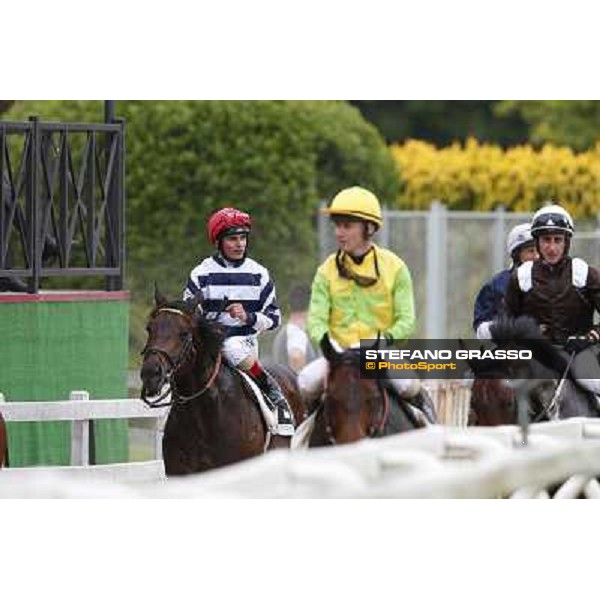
[0,291,129,466]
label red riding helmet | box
[207,207,252,245]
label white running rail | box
[0,390,168,482]
[2,395,600,498]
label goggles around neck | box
[335,249,380,287]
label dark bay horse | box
[468,316,600,425]
[140,289,307,476]
[0,411,8,467]
[308,337,435,447]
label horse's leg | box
[162,433,195,476]
[161,409,216,476]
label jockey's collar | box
[347,246,374,265]
[213,252,246,268]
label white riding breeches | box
[297,357,328,401]
[222,336,258,367]
[297,357,421,401]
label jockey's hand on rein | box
[226,302,247,323]
[564,331,599,354]
[383,331,395,348]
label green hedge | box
[5,101,399,357]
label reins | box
[141,307,222,408]
[369,386,390,437]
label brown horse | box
[140,289,306,476]
[468,378,516,426]
[0,411,8,467]
[468,316,600,425]
[308,336,436,447]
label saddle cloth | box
[237,370,278,434]
[291,408,319,449]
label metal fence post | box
[318,200,328,262]
[0,124,5,270]
[154,413,167,460]
[426,201,447,339]
[118,118,126,290]
[28,116,40,292]
[596,214,600,267]
[70,390,90,466]
[492,205,506,273]
[379,207,391,248]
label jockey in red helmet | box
[183,207,295,436]
[207,207,252,247]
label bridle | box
[141,307,222,408]
[322,354,390,445]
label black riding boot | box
[408,387,437,424]
[258,372,295,436]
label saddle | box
[235,369,283,444]
[381,382,437,428]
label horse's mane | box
[152,299,225,357]
[490,315,543,341]
[490,315,569,375]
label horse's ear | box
[154,282,168,307]
[371,331,381,351]
[185,290,204,315]
[320,334,340,363]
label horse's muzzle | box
[140,358,167,397]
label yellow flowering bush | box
[391,138,600,217]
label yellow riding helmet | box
[322,186,383,229]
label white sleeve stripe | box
[254,313,274,332]
[517,261,534,292]
[572,257,589,288]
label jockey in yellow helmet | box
[298,186,435,423]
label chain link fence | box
[319,203,600,339]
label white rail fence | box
[0,391,168,483]
[3,390,600,498]
[319,204,600,339]
[426,381,471,426]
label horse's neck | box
[174,350,220,398]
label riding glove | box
[564,332,598,354]
[383,331,395,348]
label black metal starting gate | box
[0,110,125,292]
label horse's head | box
[469,377,517,426]
[469,316,568,425]
[140,285,217,404]
[320,335,385,444]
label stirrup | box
[273,404,295,436]
[273,423,295,436]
